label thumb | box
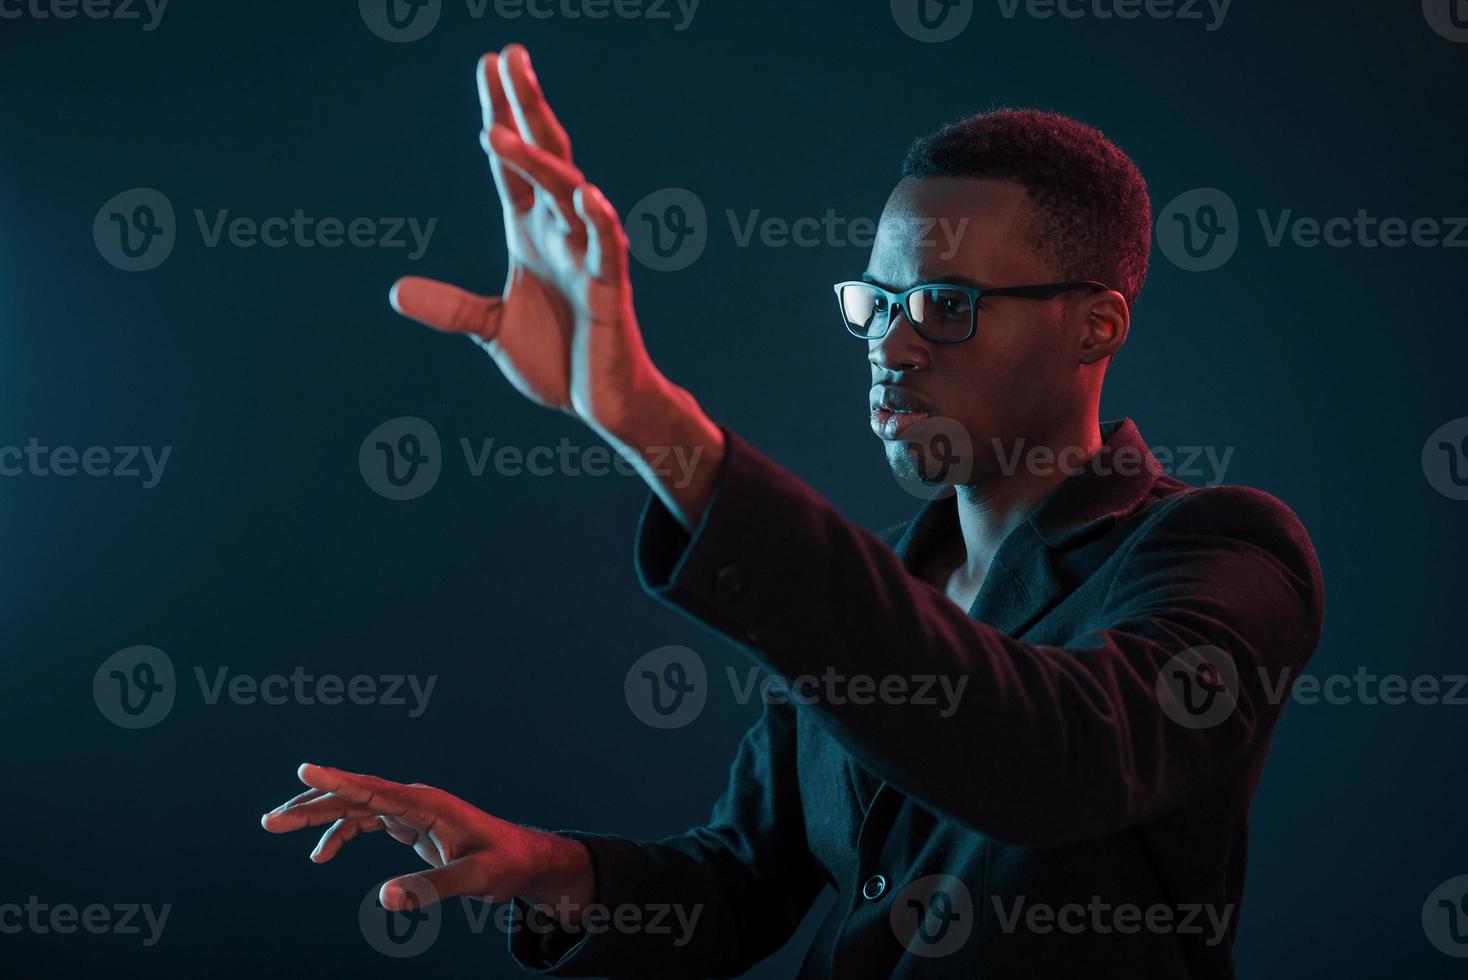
[390,276,503,340]
[380,855,493,911]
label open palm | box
[261,763,560,910]
[390,45,655,436]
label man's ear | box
[1077,291,1129,365]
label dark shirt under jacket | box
[509,418,1325,979]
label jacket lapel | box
[848,418,1165,813]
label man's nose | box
[868,307,929,372]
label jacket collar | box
[891,417,1164,633]
[1024,417,1164,548]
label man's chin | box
[885,443,933,483]
[883,430,983,486]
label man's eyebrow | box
[859,272,993,290]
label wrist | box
[520,833,595,928]
[599,377,725,530]
[601,373,697,447]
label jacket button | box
[714,564,747,600]
[862,874,888,901]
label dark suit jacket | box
[509,418,1325,979]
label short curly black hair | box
[901,109,1151,307]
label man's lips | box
[871,406,931,440]
[871,385,933,414]
[870,386,935,440]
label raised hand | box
[389,44,660,439]
[390,45,722,527]
[260,763,592,918]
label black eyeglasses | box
[833,279,1112,344]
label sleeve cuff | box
[504,831,672,976]
[634,426,795,649]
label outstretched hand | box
[260,763,592,919]
[390,44,657,438]
[388,44,724,529]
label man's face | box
[864,176,1092,486]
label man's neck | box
[934,418,1105,605]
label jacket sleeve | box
[508,698,825,978]
[633,427,1325,847]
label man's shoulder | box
[1132,477,1315,552]
[872,480,1314,548]
[1122,477,1324,614]
[869,475,1321,596]
[874,519,909,549]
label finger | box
[378,815,446,868]
[295,763,442,830]
[574,182,627,283]
[498,44,572,161]
[476,53,535,213]
[265,786,327,815]
[260,785,329,831]
[381,856,491,911]
[390,276,503,340]
[488,125,583,203]
[310,816,384,863]
[380,816,421,848]
[261,793,383,833]
[487,125,586,250]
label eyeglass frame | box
[832,279,1113,344]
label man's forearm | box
[631,429,1325,846]
[520,833,596,929]
[602,379,726,532]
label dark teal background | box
[1,1,1465,976]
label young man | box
[261,44,1323,979]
